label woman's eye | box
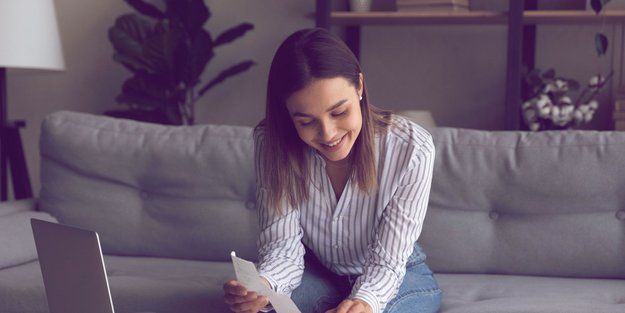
[299,120,314,126]
[332,111,346,117]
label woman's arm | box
[350,135,436,313]
[253,128,306,296]
[256,186,305,295]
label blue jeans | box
[290,244,442,313]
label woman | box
[223,28,441,313]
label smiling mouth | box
[322,134,345,148]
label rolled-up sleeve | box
[350,135,435,313]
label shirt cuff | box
[352,288,380,313]
[259,274,278,292]
[259,303,274,312]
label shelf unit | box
[315,0,625,130]
[329,10,625,25]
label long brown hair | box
[256,28,391,214]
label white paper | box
[230,251,301,313]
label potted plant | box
[521,0,613,131]
[521,68,611,131]
[105,0,255,125]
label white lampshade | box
[0,0,65,70]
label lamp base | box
[1,120,32,201]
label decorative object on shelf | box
[106,0,255,125]
[521,0,614,132]
[0,0,65,201]
[521,68,612,131]
[395,0,469,12]
[349,0,372,12]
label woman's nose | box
[318,121,336,141]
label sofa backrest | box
[39,111,259,262]
[420,128,625,279]
[39,112,625,278]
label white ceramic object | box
[350,0,372,12]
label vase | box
[350,0,372,12]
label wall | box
[7,0,625,198]
[8,0,315,198]
[363,0,625,130]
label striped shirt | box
[254,116,435,313]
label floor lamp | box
[0,1,65,201]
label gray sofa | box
[0,110,624,313]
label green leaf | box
[125,0,165,19]
[591,0,612,14]
[567,79,580,91]
[163,103,183,125]
[109,14,152,59]
[198,60,255,96]
[214,23,254,47]
[118,74,171,109]
[165,0,210,34]
[542,68,556,79]
[591,0,602,14]
[529,74,543,87]
[142,20,187,76]
[112,53,153,73]
[595,33,608,56]
[182,30,215,86]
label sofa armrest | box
[0,198,55,270]
[0,198,37,217]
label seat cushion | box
[105,256,233,313]
[0,205,57,270]
[0,255,236,313]
[437,273,625,313]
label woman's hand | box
[223,279,270,313]
[325,298,373,313]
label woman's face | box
[285,75,363,164]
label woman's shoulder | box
[386,114,434,151]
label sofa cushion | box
[0,198,37,217]
[0,256,234,313]
[436,273,625,313]
[38,111,259,262]
[420,128,625,278]
[0,210,57,270]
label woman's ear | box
[358,73,364,99]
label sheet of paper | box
[231,251,301,313]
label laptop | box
[31,218,115,313]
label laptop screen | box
[31,218,115,313]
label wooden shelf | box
[330,10,625,26]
